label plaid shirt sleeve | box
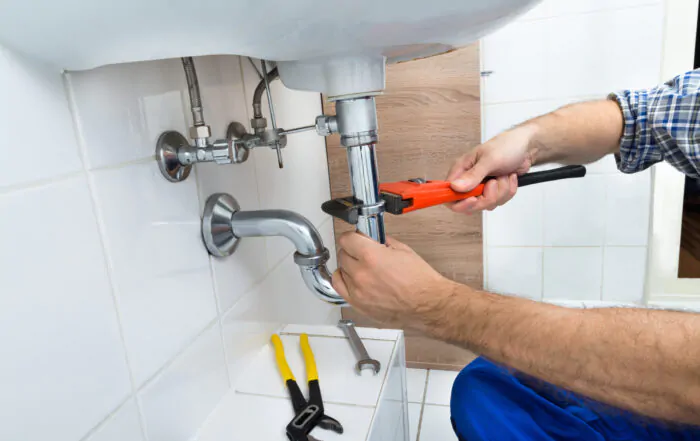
[608,69,700,178]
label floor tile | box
[419,405,457,440]
[406,368,428,403]
[424,370,459,406]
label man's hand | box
[447,125,536,214]
[331,232,455,330]
[446,100,625,214]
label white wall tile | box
[221,285,282,387]
[241,59,331,267]
[425,370,459,406]
[187,56,249,139]
[543,175,606,246]
[138,324,229,441]
[85,400,145,441]
[483,100,561,141]
[67,58,188,169]
[194,56,270,315]
[198,160,268,314]
[406,368,428,403]
[486,185,543,246]
[586,155,619,174]
[549,0,662,16]
[408,403,421,441]
[543,247,603,300]
[91,162,217,386]
[602,247,647,303]
[605,171,651,246]
[0,177,131,441]
[419,405,457,440]
[487,247,543,300]
[547,5,663,97]
[219,248,336,386]
[482,20,550,103]
[0,46,82,187]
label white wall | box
[0,49,339,441]
[481,0,665,305]
[646,0,700,305]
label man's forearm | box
[521,99,624,166]
[427,282,700,425]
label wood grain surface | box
[324,45,482,370]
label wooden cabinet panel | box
[324,45,482,370]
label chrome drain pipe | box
[201,193,346,305]
[334,96,386,244]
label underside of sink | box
[0,0,537,73]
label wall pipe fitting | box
[201,193,345,305]
[334,96,386,244]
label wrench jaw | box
[355,358,381,375]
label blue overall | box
[450,358,700,440]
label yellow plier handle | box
[271,333,318,383]
[300,333,318,382]
[271,334,295,382]
[271,333,323,415]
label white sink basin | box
[1,0,535,69]
[1,0,537,95]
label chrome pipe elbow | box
[201,193,345,305]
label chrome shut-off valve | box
[155,57,338,182]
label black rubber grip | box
[516,165,586,188]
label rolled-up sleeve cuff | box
[607,90,659,174]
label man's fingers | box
[450,160,492,193]
[338,249,362,275]
[449,197,478,214]
[446,152,476,182]
[338,231,382,260]
[452,175,516,213]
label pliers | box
[271,334,343,441]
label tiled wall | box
[481,0,663,305]
[0,47,339,441]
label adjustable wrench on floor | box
[338,320,381,375]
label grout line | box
[0,153,159,197]
[415,369,431,441]
[183,68,235,392]
[232,390,378,409]
[77,396,134,441]
[138,317,220,391]
[87,156,156,172]
[0,170,84,195]
[62,72,151,441]
[355,339,399,441]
